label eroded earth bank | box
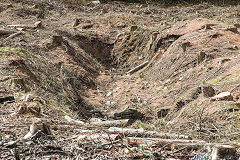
[0,0,240,159]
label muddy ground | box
[0,0,240,159]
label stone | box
[92,0,101,4]
[105,101,111,106]
[106,92,112,97]
[34,21,42,28]
[211,92,233,101]
[202,86,215,98]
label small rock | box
[92,0,101,4]
[211,92,233,101]
[105,101,111,106]
[117,23,126,28]
[34,21,42,28]
[233,45,238,50]
[202,86,215,98]
[106,92,112,97]
[113,87,121,92]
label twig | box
[171,146,187,154]
[126,61,149,74]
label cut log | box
[90,119,129,127]
[107,127,190,139]
[126,61,149,74]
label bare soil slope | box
[0,0,240,159]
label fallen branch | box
[126,61,149,74]
[77,134,119,142]
[90,119,129,127]
[107,127,191,139]
[64,115,84,125]
[124,137,206,147]
[7,21,42,30]
[124,137,240,149]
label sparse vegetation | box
[0,0,240,159]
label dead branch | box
[7,21,43,30]
[64,115,84,125]
[126,61,149,74]
[107,127,190,139]
[77,134,119,142]
[90,119,129,127]
[124,137,206,147]
[124,137,240,149]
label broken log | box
[126,61,149,74]
[107,127,190,139]
[90,119,129,127]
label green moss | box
[73,30,98,38]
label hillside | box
[0,0,240,159]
